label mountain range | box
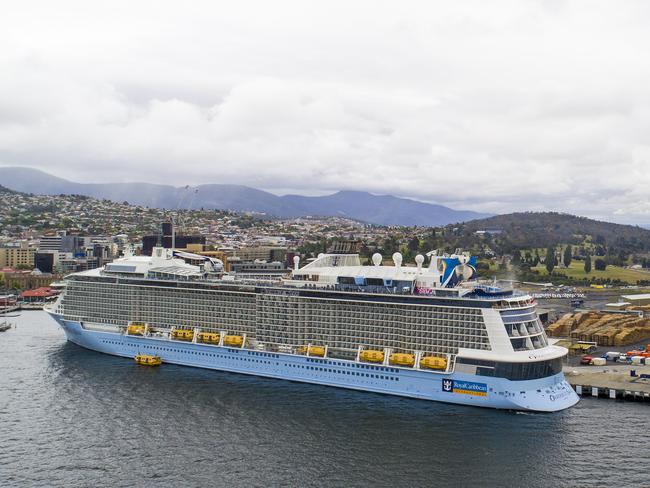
[0,167,490,226]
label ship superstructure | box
[46,247,579,411]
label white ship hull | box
[50,313,579,412]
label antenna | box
[178,187,199,234]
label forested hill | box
[461,212,650,252]
[0,185,19,194]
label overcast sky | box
[1,1,649,223]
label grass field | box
[532,260,650,283]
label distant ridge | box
[0,167,490,226]
[0,184,18,194]
[462,212,650,248]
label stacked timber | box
[546,311,650,346]
[614,325,650,346]
[547,313,588,337]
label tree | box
[563,245,572,268]
[584,255,592,273]
[595,258,607,271]
[545,246,555,274]
[408,236,420,252]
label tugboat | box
[134,354,162,366]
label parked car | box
[603,351,621,361]
[580,355,593,365]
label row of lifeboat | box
[128,324,245,348]
[359,350,447,370]
[295,346,445,369]
[128,322,446,370]
[172,329,245,348]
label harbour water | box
[1,312,647,487]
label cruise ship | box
[46,247,579,412]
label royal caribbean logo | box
[442,379,488,397]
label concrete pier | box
[564,364,650,402]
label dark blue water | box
[1,312,647,487]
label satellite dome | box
[372,253,382,266]
[392,252,403,268]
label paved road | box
[564,364,650,393]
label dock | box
[564,365,650,402]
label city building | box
[0,268,56,290]
[141,222,206,256]
[20,286,59,303]
[0,241,37,268]
[233,246,287,263]
[34,252,56,274]
[39,232,65,251]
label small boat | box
[297,345,326,357]
[360,350,384,363]
[134,354,162,366]
[223,335,244,347]
[171,329,194,341]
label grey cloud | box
[0,0,649,223]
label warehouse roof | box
[621,294,650,301]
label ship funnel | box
[415,254,424,272]
[392,252,402,269]
[293,255,300,270]
[372,253,382,266]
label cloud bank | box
[1,0,650,223]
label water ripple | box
[1,313,648,487]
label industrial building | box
[620,293,650,307]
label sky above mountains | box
[1,1,649,224]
